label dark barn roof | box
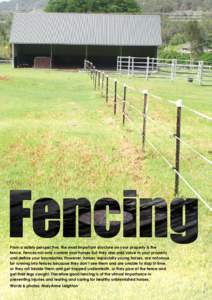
[10,12,162,46]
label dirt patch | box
[0,75,8,81]
[113,138,148,185]
[103,117,116,126]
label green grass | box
[0,65,211,300]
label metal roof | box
[10,12,162,46]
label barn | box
[10,12,162,69]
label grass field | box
[0,64,211,300]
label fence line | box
[117,56,212,86]
[109,79,212,122]
[84,60,212,211]
[125,100,212,166]
[123,110,212,212]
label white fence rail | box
[0,59,11,64]
[117,56,212,85]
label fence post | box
[106,75,109,103]
[171,59,177,81]
[98,71,101,89]
[90,63,93,79]
[151,58,154,71]
[197,61,203,85]
[84,59,87,71]
[145,57,150,80]
[122,84,127,125]
[94,70,97,89]
[128,56,131,76]
[174,99,183,196]
[142,90,148,152]
[131,57,135,76]
[114,80,118,115]
[92,67,95,83]
[101,72,105,94]
[117,56,119,72]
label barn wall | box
[14,44,158,69]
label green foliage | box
[0,14,11,43]
[161,18,187,44]
[159,49,190,61]
[46,0,141,13]
[199,52,212,63]
[0,14,11,59]
[202,17,212,48]
[169,33,187,45]
[159,49,212,64]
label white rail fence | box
[117,56,212,85]
[0,59,11,64]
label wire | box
[183,105,212,122]
[175,136,212,166]
[125,100,212,166]
[87,63,212,211]
[123,112,212,212]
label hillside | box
[0,0,211,12]
[139,0,212,13]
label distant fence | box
[0,59,11,64]
[117,56,212,86]
[84,59,212,212]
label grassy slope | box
[0,65,211,300]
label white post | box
[132,57,135,76]
[171,59,174,80]
[145,57,150,80]
[117,56,119,72]
[197,61,204,85]
[151,57,154,72]
[11,44,15,68]
[84,59,87,71]
[128,56,131,76]
[171,59,177,80]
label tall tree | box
[46,0,141,13]
[185,21,205,58]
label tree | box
[45,0,141,13]
[169,33,186,46]
[185,21,205,58]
